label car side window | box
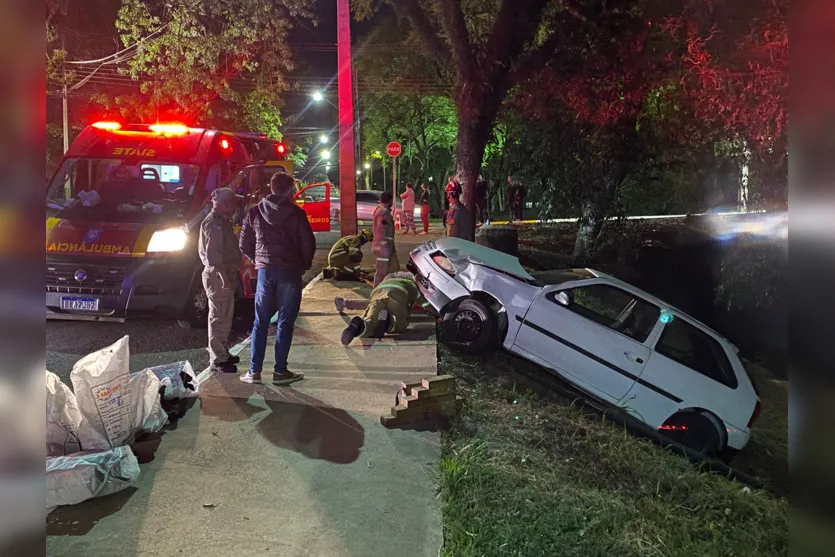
[551,284,660,343]
[655,318,738,388]
[300,185,327,203]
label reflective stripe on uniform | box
[375,283,410,296]
[377,257,389,262]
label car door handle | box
[624,351,644,364]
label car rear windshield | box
[46,157,200,223]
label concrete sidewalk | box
[47,266,443,556]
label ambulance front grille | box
[46,263,126,296]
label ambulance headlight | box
[147,228,188,253]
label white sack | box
[129,369,168,434]
[45,371,83,457]
[70,336,132,450]
[45,446,140,508]
[134,361,199,400]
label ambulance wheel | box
[441,298,496,355]
[178,281,209,329]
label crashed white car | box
[408,238,761,458]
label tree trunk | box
[572,199,605,265]
[454,91,500,237]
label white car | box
[408,237,761,459]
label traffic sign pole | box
[387,142,401,218]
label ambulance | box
[46,121,331,326]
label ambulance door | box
[294,182,332,232]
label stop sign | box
[386,141,402,157]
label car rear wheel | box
[660,412,723,457]
[178,280,209,329]
[441,298,496,355]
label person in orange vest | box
[372,191,399,287]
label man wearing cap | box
[198,187,243,373]
[372,191,399,287]
[323,229,373,281]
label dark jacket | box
[446,202,475,241]
[239,194,316,271]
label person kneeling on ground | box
[323,229,373,281]
[336,272,422,346]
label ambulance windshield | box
[46,157,200,222]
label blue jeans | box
[250,268,303,374]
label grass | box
[436,345,788,557]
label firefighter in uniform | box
[372,191,399,287]
[323,229,373,281]
[336,272,422,345]
[198,187,243,373]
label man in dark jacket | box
[446,190,475,241]
[238,172,315,385]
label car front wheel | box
[178,279,209,329]
[441,298,496,354]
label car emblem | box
[74,270,88,282]
[83,227,102,243]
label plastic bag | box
[46,371,83,456]
[129,369,168,434]
[45,446,140,509]
[70,336,133,450]
[135,361,198,400]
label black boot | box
[341,317,364,346]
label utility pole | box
[62,84,69,153]
[337,0,357,236]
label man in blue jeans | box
[238,172,316,385]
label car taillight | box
[747,400,762,429]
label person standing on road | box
[419,183,431,235]
[506,176,516,223]
[442,176,458,230]
[446,189,474,241]
[515,179,527,221]
[475,175,490,226]
[372,191,399,287]
[198,187,243,374]
[399,183,417,235]
[238,172,315,385]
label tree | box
[354,0,565,212]
[99,0,313,126]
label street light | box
[364,162,371,170]
[320,150,331,160]
[320,134,329,144]
[356,170,362,176]
[312,91,324,102]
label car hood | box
[434,237,534,282]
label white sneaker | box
[240,372,262,384]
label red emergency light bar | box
[92,121,122,131]
[91,121,192,136]
[149,123,189,136]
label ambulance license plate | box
[60,296,99,311]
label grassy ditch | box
[436,345,788,557]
